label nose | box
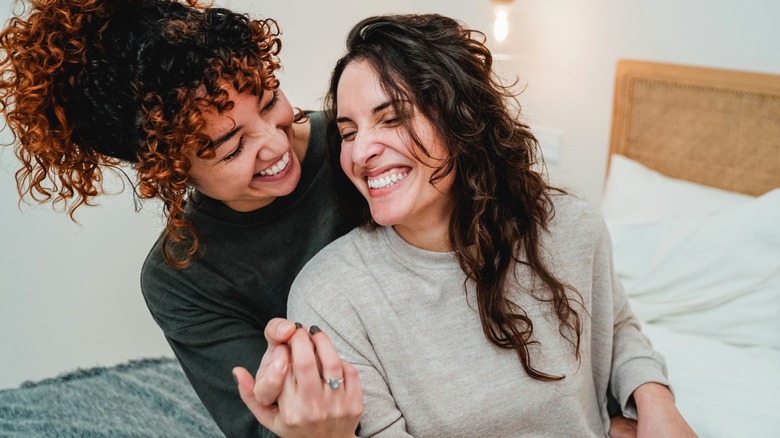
[254,123,290,162]
[351,129,383,167]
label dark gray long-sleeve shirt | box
[141,111,357,438]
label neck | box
[392,213,451,252]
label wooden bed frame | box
[608,60,780,195]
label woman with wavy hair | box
[287,14,696,437]
[0,1,361,436]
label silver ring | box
[325,377,344,390]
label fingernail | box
[232,371,238,385]
[309,325,321,335]
[273,358,287,372]
[294,322,303,330]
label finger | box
[264,318,297,346]
[308,326,344,389]
[277,361,298,407]
[258,319,295,375]
[288,326,322,393]
[254,319,296,402]
[342,361,364,415]
[234,367,278,428]
[254,344,290,406]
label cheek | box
[339,144,354,177]
[275,92,296,124]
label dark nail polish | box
[295,322,303,329]
[309,325,321,335]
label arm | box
[287,264,414,437]
[141,265,285,438]
[160,315,282,438]
[633,383,696,437]
[597,220,695,436]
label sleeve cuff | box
[612,356,670,419]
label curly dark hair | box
[325,14,583,381]
[0,0,289,268]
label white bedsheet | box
[642,322,780,438]
[604,155,780,436]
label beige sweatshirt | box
[288,194,668,437]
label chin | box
[276,166,302,196]
[368,208,405,227]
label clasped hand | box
[233,319,363,438]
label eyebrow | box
[212,126,240,150]
[336,101,394,124]
[210,90,272,152]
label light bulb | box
[493,8,509,42]
[491,0,513,44]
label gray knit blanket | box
[0,357,223,437]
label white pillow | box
[602,154,753,224]
[611,189,780,350]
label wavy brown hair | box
[0,0,286,268]
[326,14,583,381]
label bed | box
[1,60,778,437]
[0,358,223,436]
[601,60,780,437]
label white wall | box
[228,0,780,202]
[2,0,778,389]
[510,0,780,201]
[0,145,171,389]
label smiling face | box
[187,87,302,212]
[336,60,455,250]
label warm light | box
[493,9,509,42]
[491,0,514,44]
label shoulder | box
[548,192,606,236]
[139,236,184,328]
[293,228,376,283]
[304,110,327,150]
[549,192,599,223]
[139,235,206,332]
[140,236,185,301]
[542,192,611,258]
[288,228,379,306]
[140,236,169,301]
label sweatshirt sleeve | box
[141,257,277,438]
[288,252,414,438]
[598,220,670,419]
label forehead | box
[197,86,252,137]
[337,60,388,111]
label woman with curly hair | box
[0,0,362,436]
[286,14,696,437]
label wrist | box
[632,382,674,416]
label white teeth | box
[258,152,290,176]
[367,172,407,189]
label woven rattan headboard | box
[608,60,780,195]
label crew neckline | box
[379,226,460,270]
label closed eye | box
[381,113,401,126]
[340,129,356,141]
[221,141,244,162]
[262,90,279,112]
